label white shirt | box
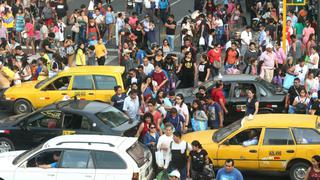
[155,0,160,9]
[294,64,308,85]
[122,96,140,120]
[241,30,252,45]
[135,0,143,3]
[157,134,173,168]
[142,62,154,75]
[308,52,319,69]
[174,103,189,120]
[144,0,151,8]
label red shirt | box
[226,49,238,65]
[152,71,166,87]
[211,88,226,105]
[207,49,221,64]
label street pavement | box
[0,1,293,180]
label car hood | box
[182,130,217,145]
[0,114,26,127]
[0,150,25,169]
[5,81,38,94]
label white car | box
[0,135,153,180]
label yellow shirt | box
[3,13,14,29]
[0,66,14,89]
[76,49,86,66]
[94,43,107,58]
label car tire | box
[13,99,32,114]
[289,162,310,180]
[0,137,15,153]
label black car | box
[0,100,139,152]
[176,74,286,123]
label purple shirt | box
[274,48,286,65]
[260,51,277,68]
[0,26,7,39]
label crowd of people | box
[0,0,319,179]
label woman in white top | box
[174,94,189,132]
[308,46,319,72]
[115,12,125,47]
[293,88,310,114]
[305,72,319,95]
[157,123,174,169]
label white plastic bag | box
[155,150,164,168]
[199,37,205,45]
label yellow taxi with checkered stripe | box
[182,114,320,180]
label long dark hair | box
[191,140,203,149]
[143,112,154,123]
[176,94,185,108]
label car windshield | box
[96,106,130,128]
[213,120,242,142]
[12,143,43,165]
[258,78,277,93]
[35,75,57,89]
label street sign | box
[286,0,306,5]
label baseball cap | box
[266,44,273,48]
[168,170,180,178]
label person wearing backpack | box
[293,88,310,114]
[167,131,192,180]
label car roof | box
[58,66,125,75]
[43,134,137,150]
[242,114,319,128]
[214,74,259,82]
[45,100,111,114]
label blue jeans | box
[288,105,295,114]
[166,35,175,51]
[135,2,142,14]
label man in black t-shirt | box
[55,0,68,22]
[285,78,304,113]
[165,14,176,51]
[42,32,56,57]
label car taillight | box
[132,172,139,180]
[0,130,10,134]
[266,104,273,108]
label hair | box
[225,159,234,166]
[199,85,206,91]
[165,122,174,130]
[148,98,157,106]
[114,85,122,92]
[175,94,185,107]
[170,107,178,114]
[143,112,154,123]
[168,90,175,96]
[313,155,320,167]
[216,80,223,88]
[129,89,138,95]
[191,140,203,149]
[201,54,208,62]
[192,99,203,111]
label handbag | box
[71,23,80,33]
[155,150,164,168]
[199,36,205,46]
[191,117,208,131]
[283,73,296,90]
[213,60,221,69]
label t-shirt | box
[55,3,68,18]
[211,88,226,105]
[311,101,320,116]
[152,71,166,87]
[166,20,176,35]
[111,94,126,111]
[189,149,208,172]
[198,62,210,82]
[288,86,303,105]
[216,167,244,180]
[25,22,34,37]
[50,162,58,168]
[42,39,52,54]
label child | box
[87,45,96,65]
[272,68,283,87]
[30,60,38,80]
[39,49,51,71]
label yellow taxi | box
[1,66,125,114]
[182,114,320,180]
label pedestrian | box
[245,88,259,116]
[216,159,244,180]
[0,61,14,90]
[105,5,115,44]
[164,107,185,133]
[167,131,192,180]
[75,42,86,66]
[123,89,140,121]
[152,63,168,91]
[259,43,278,83]
[157,123,174,170]
[143,122,160,173]
[94,38,107,65]
[165,14,176,51]
[187,140,210,179]
[174,94,189,132]
[168,170,180,180]
[197,54,211,85]
[288,58,308,85]
[177,51,197,88]
[211,80,228,115]
[207,43,222,78]
[111,85,127,111]
[146,99,163,135]
[205,94,223,129]
[159,0,169,23]
[191,100,208,131]
[292,88,310,114]
[136,112,154,138]
[310,91,320,116]
[240,26,252,56]
[304,155,320,180]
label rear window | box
[96,106,129,128]
[126,142,151,167]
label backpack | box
[295,97,307,114]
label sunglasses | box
[150,126,156,129]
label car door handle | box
[88,93,94,95]
[249,150,257,153]
[61,93,67,95]
[286,150,295,153]
[47,174,55,176]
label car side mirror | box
[223,139,230,146]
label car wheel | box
[289,162,310,180]
[0,137,15,153]
[14,99,32,114]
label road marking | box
[105,55,118,65]
[171,0,183,6]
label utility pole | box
[317,0,320,40]
[282,0,287,53]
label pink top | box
[274,47,286,65]
[260,51,277,68]
[25,23,34,37]
[302,27,315,45]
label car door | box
[62,112,101,135]
[93,75,118,102]
[15,110,64,148]
[93,150,131,180]
[56,149,95,180]
[14,150,60,180]
[259,128,296,170]
[217,128,262,169]
[71,75,96,100]
[38,76,72,107]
